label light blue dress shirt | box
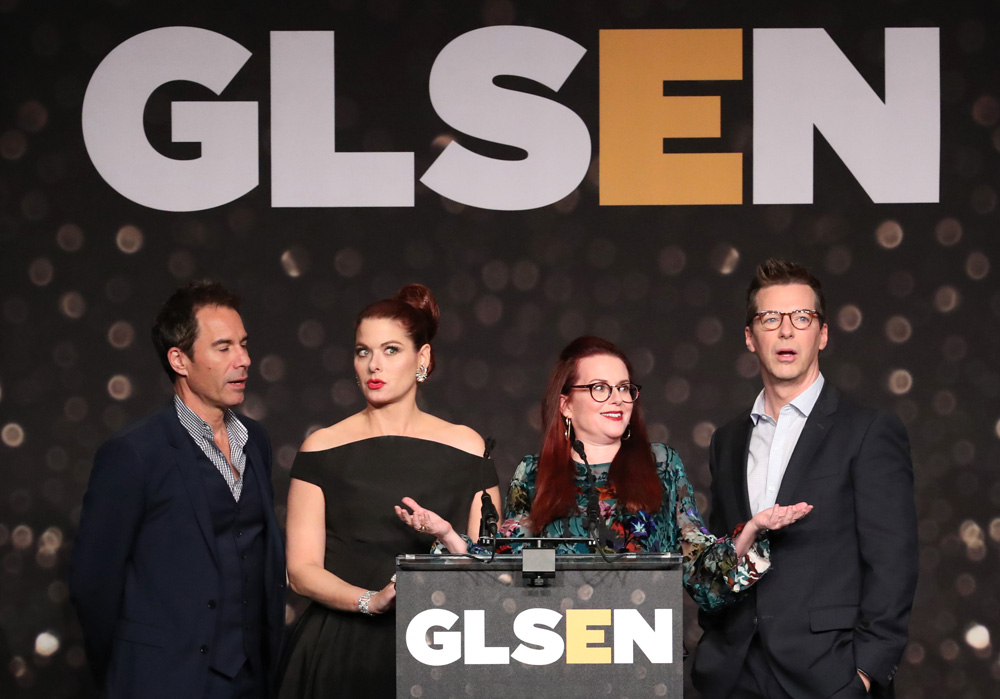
[746,373,825,515]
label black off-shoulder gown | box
[278,437,496,699]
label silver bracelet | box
[358,589,378,616]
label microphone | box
[479,437,499,538]
[572,440,600,537]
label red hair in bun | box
[356,284,441,375]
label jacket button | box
[207,599,217,609]
[200,645,209,654]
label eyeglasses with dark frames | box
[566,382,641,403]
[751,309,822,331]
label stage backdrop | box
[1,1,998,697]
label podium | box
[396,552,684,698]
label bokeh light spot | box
[711,245,740,275]
[888,369,913,395]
[664,378,691,405]
[298,320,325,349]
[59,291,86,319]
[107,375,133,401]
[28,257,54,286]
[658,246,686,276]
[885,316,912,343]
[281,247,309,278]
[932,390,956,416]
[34,632,59,657]
[474,295,503,326]
[692,421,715,448]
[108,320,135,349]
[934,218,962,246]
[0,129,28,160]
[695,317,724,345]
[11,525,34,549]
[971,184,997,214]
[335,248,363,278]
[168,250,196,279]
[875,220,904,249]
[837,305,863,332]
[115,225,143,254]
[63,397,87,422]
[933,286,961,313]
[824,246,852,275]
[965,251,990,280]
[736,354,760,379]
[482,260,509,291]
[259,355,286,383]
[511,260,539,291]
[964,624,990,650]
[2,423,26,447]
[18,99,48,132]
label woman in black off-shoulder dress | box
[278,285,499,699]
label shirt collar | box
[173,394,248,447]
[750,373,825,425]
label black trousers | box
[729,635,869,699]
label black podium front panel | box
[396,553,683,699]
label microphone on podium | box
[572,440,601,542]
[479,437,499,538]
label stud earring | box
[416,365,428,383]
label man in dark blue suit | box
[71,281,286,698]
[692,259,918,698]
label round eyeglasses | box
[566,382,641,403]
[752,310,822,331]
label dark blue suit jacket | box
[70,403,286,698]
[692,383,918,699]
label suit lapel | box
[244,428,281,598]
[733,417,755,523]
[244,436,269,513]
[774,383,839,505]
[163,404,219,567]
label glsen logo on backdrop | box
[82,26,940,212]
[404,607,673,666]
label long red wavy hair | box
[527,336,661,531]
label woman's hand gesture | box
[395,497,454,540]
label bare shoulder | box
[419,415,484,457]
[299,413,368,452]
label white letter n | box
[753,27,939,204]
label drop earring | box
[563,415,572,440]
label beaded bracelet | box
[358,590,378,616]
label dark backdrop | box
[1,1,998,697]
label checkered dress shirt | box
[173,395,248,501]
